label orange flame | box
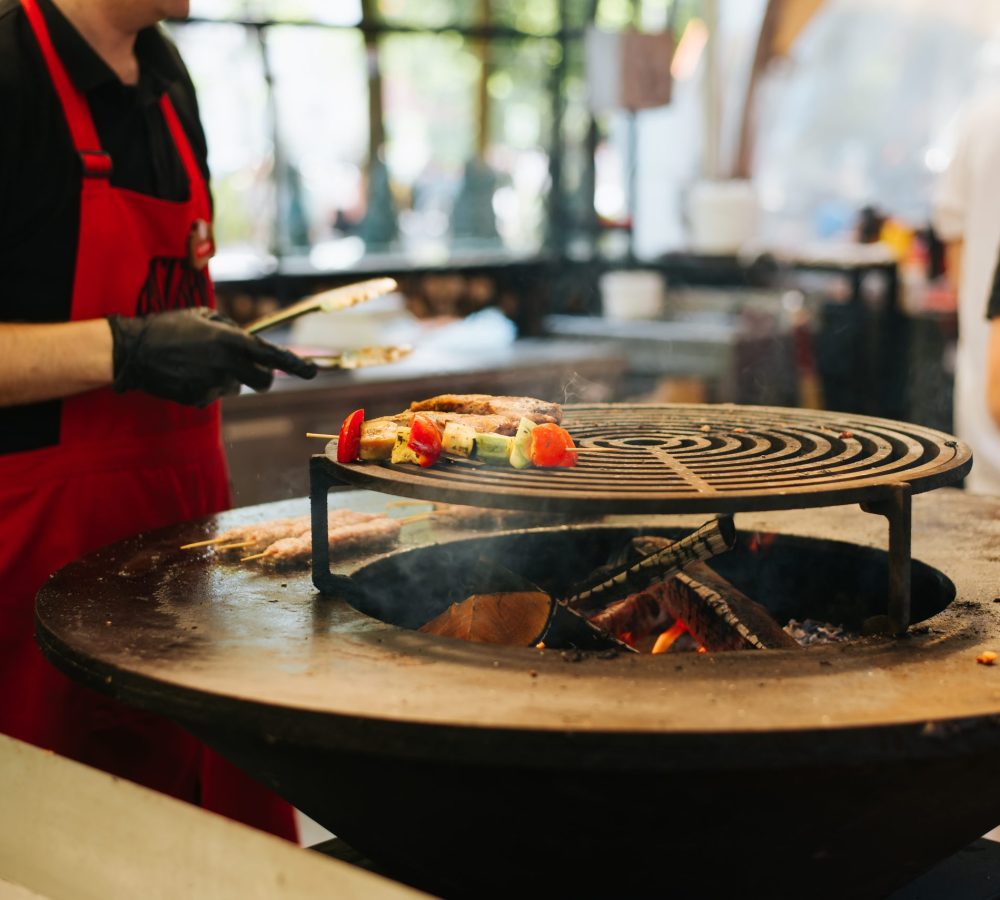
[747,531,777,554]
[651,620,689,655]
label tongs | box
[243,276,407,371]
[244,276,398,335]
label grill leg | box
[860,483,912,635]
[309,454,364,599]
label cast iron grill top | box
[324,403,971,514]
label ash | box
[784,618,855,646]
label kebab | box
[327,401,593,470]
[180,516,307,551]
[182,509,377,554]
[242,515,403,567]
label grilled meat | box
[248,515,402,567]
[408,394,562,425]
[216,509,377,555]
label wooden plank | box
[0,735,424,900]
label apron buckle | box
[79,150,113,179]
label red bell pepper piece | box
[530,423,577,468]
[336,408,364,462]
[407,414,443,467]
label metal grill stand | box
[861,483,912,633]
[310,455,364,603]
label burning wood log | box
[419,592,553,646]
[420,560,635,652]
[563,516,736,611]
[588,588,673,643]
[663,563,800,651]
[588,574,797,652]
[418,591,633,652]
[585,533,799,651]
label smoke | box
[559,371,611,405]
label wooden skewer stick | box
[180,537,228,550]
[241,552,269,563]
[214,540,256,551]
[399,513,436,525]
[384,499,430,510]
[306,433,338,440]
[565,446,628,452]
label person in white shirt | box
[933,90,1000,495]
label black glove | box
[107,308,318,407]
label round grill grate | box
[324,404,971,515]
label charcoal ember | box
[588,587,673,642]
[784,618,855,646]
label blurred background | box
[171,0,1000,502]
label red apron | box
[0,0,296,842]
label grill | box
[34,489,1000,899]
[311,403,971,633]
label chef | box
[0,0,314,839]
[933,88,1000,495]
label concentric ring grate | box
[323,404,972,515]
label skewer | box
[384,499,429,510]
[306,433,338,440]
[214,540,255,551]
[565,446,628,452]
[399,513,435,525]
[242,512,419,563]
[180,536,227,550]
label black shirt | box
[0,0,211,454]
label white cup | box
[688,179,758,254]
[600,270,665,320]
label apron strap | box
[21,0,111,179]
[159,95,211,216]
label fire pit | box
[32,405,1000,899]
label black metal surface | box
[323,403,971,514]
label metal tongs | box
[244,276,398,335]
[244,277,409,371]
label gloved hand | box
[107,308,318,407]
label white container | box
[600,270,665,321]
[688,179,758,254]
